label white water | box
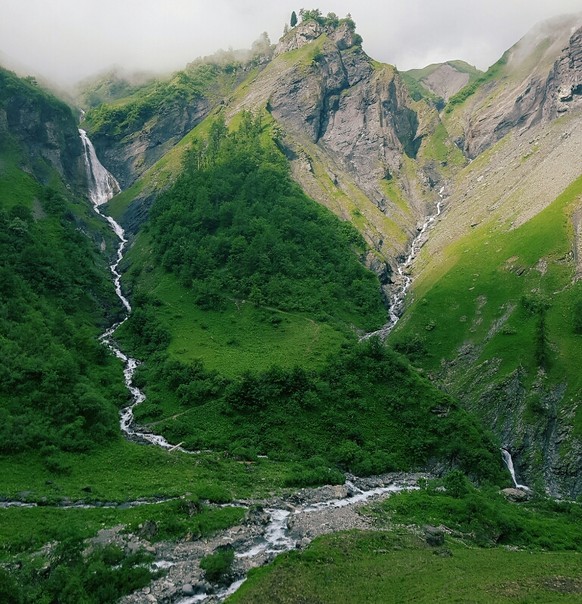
[79,129,193,454]
[364,193,444,340]
[177,476,420,604]
[501,448,530,491]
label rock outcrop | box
[91,97,213,189]
[0,68,85,190]
[461,16,582,158]
[544,25,582,117]
[229,19,428,271]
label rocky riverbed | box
[117,472,427,604]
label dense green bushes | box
[200,546,235,583]
[4,540,156,604]
[147,113,385,331]
[134,338,504,483]
[84,63,224,138]
[0,191,124,454]
[383,474,582,550]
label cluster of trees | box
[0,540,155,603]
[135,339,504,482]
[147,112,386,330]
[521,293,552,369]
[0,190,124,455]
[85,34,275,141]
[295,9,356,30]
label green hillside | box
[111,112,503,481]
[390,175,582,485]
[0,68,127,457]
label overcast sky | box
[1,0,581,86]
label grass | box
[0,439,296,503]
[390,174,582,431]
[229,530,582,603]
[0,500,245,559]
[420,122,466,168]
[121,248,350,378]
[445,52,509,113]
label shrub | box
[200,546,235,583]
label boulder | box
[501,488,530,502]
[424,525,445,547]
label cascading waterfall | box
[501,448,530,491]
[364,191,444,340]
[79,129,191,453]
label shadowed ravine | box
[364,192,444,340]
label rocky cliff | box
[90,96,212,189]
[0,67,85,190]
[226,19,431,276]
[455,15,582,158]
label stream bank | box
[117,473,426,604]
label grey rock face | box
[269,37,420,189]
[463,22,582,158]
[1,93,85,190]
[422,64,471,101]
[92,98,212,188]
[545,26,582,117]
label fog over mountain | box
[2,0,581,86]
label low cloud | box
[1,0,581,86]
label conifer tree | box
[290,11,298,27]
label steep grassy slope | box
[231,472,582,602]
[109,113,503,481]
[386,17,582,498]
[0,67,128,456]
[232,535,582,603]
[391,172,582,496]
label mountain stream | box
[364,192,444,340]
[75,135,526,602]
[79,129,192,454]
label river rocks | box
[118,472,427,603]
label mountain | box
[402,60,482,104]
[390,13,582,498]
[89,12,582,497]
[89,18,439,294]
[2,10,582,603]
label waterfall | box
[79,129,120,206]
[79,129,192,453]
[364,192,444,340]
[501,448,530,490]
